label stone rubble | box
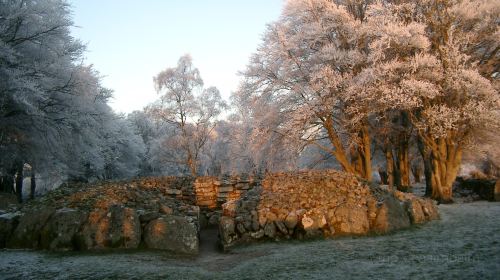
[0,170,440,254]
[219,170,440,250]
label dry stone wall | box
[0,179,201,254]
[193,175,259,227]
[219,170,439,250]
[0,171,440,254]
[0,174,259,253]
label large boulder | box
[0,212,21,248]
[372,195,411,234]
[332,205,370,235]
[144,215,198,254]
[7,207,55,248]
[394,191,439,223]
[218,216,236,248]
[75,205,141,250]
[40,208,88,250]
[404,199,425,224]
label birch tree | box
[150,55,227,176]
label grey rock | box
[7,207,55,248]
[0,212,21,248]
[274,221,288,235]
[144,215,199,254]
[218,216,235,245]
[75,206,141,250]
[208,212,220,226]
[40,208,88,250]
[264,222,276,238]
[373,194,411,234]
[250,229,265,239]
[236,222,247,234]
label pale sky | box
[70,0,283,113]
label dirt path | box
[198,227,220,256]
[195,227,269,272]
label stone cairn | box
[0,174,258,254]
[218,170,439,250]
[0,170,439,254]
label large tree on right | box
[356,0,499,202]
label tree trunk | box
[0,176,10,192]
[30,168,36,200]
[323,116,355,174]
[378,167,388,184]
[187,152,197,176]
[396,140,410,191]
[395,112,411,191]
[359,125,372,181]
[426,134,462,203]
[417,135,433,197]
[351,147,363,177]
[385,145,394,190]
[15,163,23,203]
[349,125,372,181]
[411,164,422,183]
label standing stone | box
[75,206,141,250]
[373,195,411,234]
[404,199,425,224]
[40,208,88,250]
[144,215,199,254]
[108,206,141,248]
[419,198,439,221]
[0,212,21,248]
[333,205,370,235]
[218,216,236,245]
[7,207,55,248]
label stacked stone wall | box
[219,170,439,250]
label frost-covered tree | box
[149,55,227,176]
[0,0,145,199]
[238,0,374,179]
[352,0,499,202]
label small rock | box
[160,205,173,215]
[208,213,220,226]
[301,215,314,230]
[274,221,288,235]
[236,222,246,234]
[264,222,276,238]
[250,229,265,239]
[284,212,298,229]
